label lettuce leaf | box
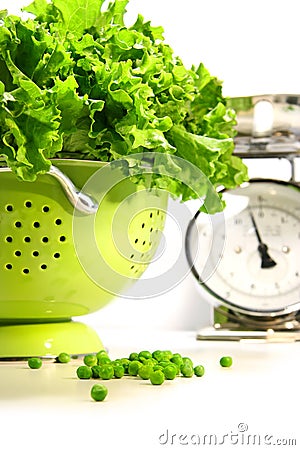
[0,0,248,209]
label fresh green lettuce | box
[0,0,248,210]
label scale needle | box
[248,209,277,269]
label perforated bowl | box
[0,159,167,357]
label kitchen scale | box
[186,94,300,341]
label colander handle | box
[0,165,98,215]
[49,165,98,214]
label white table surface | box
[0,327,299,450]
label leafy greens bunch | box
[0,0,247,209]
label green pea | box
[138,350,152,360]
[76,365,92,379]
[158,360,172,368]
[99,364,114,380]
[28,357,42,369]
[129,352,139,361]
[161,350,173,360]
[182,357,193,366]
[163,365,177,380]
[152,350,164,361]
[180,363,194,378]
[113,364,125,379]
[128,360,143,376]
[220,356,233,367]
[138,365,153,380]
[97,355,111,366]
[170,354,183,367]
[90,384,108,402]
[150,370,165,385]
[83,354,97,367]
[96,349,108,358]
[168,362,180,375]
[57,352,71,364]
[142,358,157,367]
[112,358,121,365]
[120,358,130,373]
[194,365,205,377]
[152,364,164,371]
[91,365,102,379]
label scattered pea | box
[98,364,114,380]
[119,358,130,373]
[138,365,153,380]
[128,360,143,376]
[113,364,125,379]
[76,365,92,379]
[91,365,102,379]
[129,352,139,361]
[150,370,165,385]
[143,358,157,367]
[194,365,205,377]
[57,352,71,364]
[72,348,234,401]
[97,355,111,366]
[182,357,193,366]
[90,384,108,402]
[170,354,183,367]
[163,364,177,380]
[152,350,164,361]
[161,350,173,360]
[180,363,194,378]
[152,364,164,371]
[220,356,233,368]
[28,357,42,369]
[138,350,152,360]
[96,349,108,358]
[83,354,97,367]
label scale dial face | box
[188,180,300,317]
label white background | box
[1,0,300,332]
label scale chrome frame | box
[190,94,300,341]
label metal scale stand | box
[187,94,300,342]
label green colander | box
[0,159,167,358]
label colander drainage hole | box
[22,268,29,274]
[14,251,21,256]
[42,237,49,243]
[5,236,13,243]
[25,201,32,208]
[53,253,60,259]
[41,264,47,270]
[55,219,62,225]
[5,264,12,270]
[42,205,50,212]
[6,205,13,212]
[59,236,66,242]
[24,236,31,243]
[33,221,40,228]
[14,221,22,228]
[32,251,39,257]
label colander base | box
[0,321,104,358]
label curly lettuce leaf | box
[0,0,248,210]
